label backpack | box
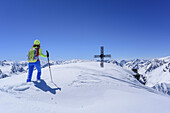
[27,47,39,62]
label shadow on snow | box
[33,79,61,95]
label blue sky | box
[0,0,169,61]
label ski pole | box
[46,51,60,90]
[46,50,53,82]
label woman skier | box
[27,40,49,82]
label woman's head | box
[34,40,40,45]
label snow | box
[0,61,170,113]
[113,56,170,94]
[146,63,170,86]
[158,56,170,62]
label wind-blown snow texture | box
[0,61,170,113]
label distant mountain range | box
[108,56,170,94]
[0,59,90,78]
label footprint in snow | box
[12,83,30,91]
[13,85,30,91]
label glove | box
[46,50,49,57]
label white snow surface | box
[146,63,170,87]
[0,62,170,113]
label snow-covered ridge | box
[110,56,170,94]
[0,61,170,113]
[111,56,170,74]
[100,57,170,95]
[1,56,170,95]
[0,60,27,78]
[0,59,93,78]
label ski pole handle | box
[46,50,49,58]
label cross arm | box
[94,55,100,58]
[104,55,111,58]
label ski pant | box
[27,61,41,82]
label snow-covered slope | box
[108,57,170,94]
[144,57,170,92]
[0,62,170,113]
[117,59,151,74]
[0,60,27,78]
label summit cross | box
[94,46,111,67]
